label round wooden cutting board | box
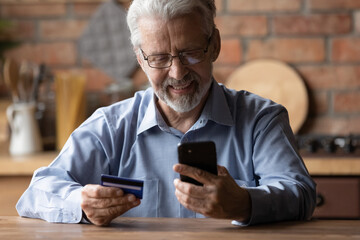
[225,59,308,133]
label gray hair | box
[126,0,216,48]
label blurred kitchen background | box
[0,0,360,151]
[0,0,360,217]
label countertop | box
[1,216,359,240]
[1,151,360,176]
[1,140,360,176]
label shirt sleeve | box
[241,108,316,225]
[16,109,114,223]
[16,167,84,223]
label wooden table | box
[0,217,359,240]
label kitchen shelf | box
[0,151,58,176]
[1,150,360,176]
[304,157,360,176]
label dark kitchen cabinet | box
[313,176,360,219]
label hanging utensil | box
[3,58,20,103]
[18,61,36,103]
[31,63,45,102]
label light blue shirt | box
[16,80,316,225]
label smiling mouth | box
[171,80,193,91]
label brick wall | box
[214,0,360,135]
[1,0,359,135]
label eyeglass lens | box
[147,49,206,68]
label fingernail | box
[173,164,181,172]
[127,195,136,201]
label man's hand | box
[81,184,141,226]
[173,164,251,222]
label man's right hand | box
[81,184,141,226]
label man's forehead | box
[138,14,206,44]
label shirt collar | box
[137,78,234,135]
[200,79,234,127]
[137,89,159,135]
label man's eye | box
[182,50,203,58]
[150,55,170,63]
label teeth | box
[172,82,191,90]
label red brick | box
[228,0,301,12]
[212,65,237,84]
[0,20,35,41]
[4,42,77,66]
[1,3,66,18]
[273,14,351,35]
[40,20,88,40]
[334,91,360,114]
[53,67,114,92]
[349,116,360,134]
[308,91,329,115]
[73,2,101,17]
[298,66,336,90]
[333,66,360,89]
[215,15,267,37]
[131,67,148,90]
[73,1,131,16]
[297,65,360,90]
[247,38,325,63]
[82,67,114,92]
[216,38,242,65]
[308,0,360,10]
[332,38,360,62]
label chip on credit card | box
[101,174,144,199]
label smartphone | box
[177,141,218,186]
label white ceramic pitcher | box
[6,102,42,156]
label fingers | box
[81,184,141,226]
[83,193,137,209]
[173,164,216,185]
[82,184,124,198]
[83,200,140,225]
[173,178,210,198]
[173,179,217,217]
[173,165,252,220]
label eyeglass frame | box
[140,34,213,69]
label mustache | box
[163,73,198,88]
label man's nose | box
[168,57,189,80]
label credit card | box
[101,174,144,199]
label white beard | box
[147,72,212,113]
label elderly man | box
[17,0,316,226]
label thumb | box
[217,165,230,176]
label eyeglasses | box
[140,37,212,69]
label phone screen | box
[177,141,218,186]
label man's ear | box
[211,28,221,62]
[135,48,145,68]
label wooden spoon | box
[3,58,20,102]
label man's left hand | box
[173,164,251,222]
